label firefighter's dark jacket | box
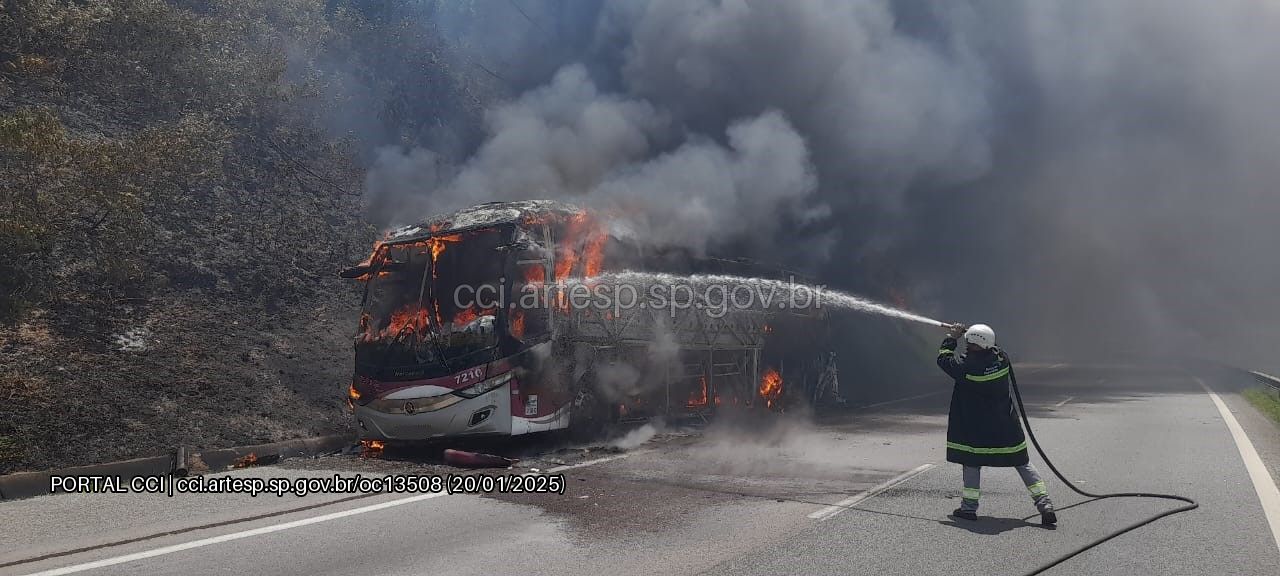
[937,337,1029,467]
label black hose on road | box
[1008,366,1199,575]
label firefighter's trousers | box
[959,464,1054,514]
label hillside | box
[0,0,488,472]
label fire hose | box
[1007,363,1200,574]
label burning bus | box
[341,200,839,442]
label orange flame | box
[686,376,709,408]
[359,301,500,343]
[360,439,385,457]
[393,305,432,342]
[554,247,579,281]
[428,233,463,275]
[552,211,608,281]
[351,241,388,282]
[523,263,545,284]
[509,309,526,338]
[452,304,495,327]
[584,231,606,277]
[759,367,783,408]
[355,210,609,336]
[358,303,434,343]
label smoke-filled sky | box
[357,0,1280,370]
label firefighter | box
[937,323,1056,525]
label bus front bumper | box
[353,386,512,441]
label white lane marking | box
[859,391,945,410]
[1195,377,1280,554]
[22,492,448,576]
[1053,396,1074,408]
[808,464,935,521]
[547,453,630,473]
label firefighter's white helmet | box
[964,324,996,349]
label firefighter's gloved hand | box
[946,323,968,338]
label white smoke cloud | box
[365,64,822,256]
[608,422,660,450]
[447,65,668,203]
[593,361,643,401]
[616,0,992,205]
[591,109,817,252]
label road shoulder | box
[1220,389,1280,505]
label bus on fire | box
[341,200,839,444]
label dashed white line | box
[1195,376,1280,554]
[1053,396,1074,408]
[808,464,935,521]
[21,491,449,576]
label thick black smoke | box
[362,0,1280,372]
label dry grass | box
[0,435,22,465]
[0,291,358,474]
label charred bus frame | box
[343,201,839,442]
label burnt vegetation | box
[0,0,490,472]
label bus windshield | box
[355,227,507,377]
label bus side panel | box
[509,341,572,435]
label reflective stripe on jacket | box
[937,337,1029,467]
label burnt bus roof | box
[369,200,815,283]
[382,200,584,243]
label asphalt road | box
[3,364,1279,576]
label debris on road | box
[231,452,281,469]
[444,448,516,469]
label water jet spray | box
[577,272,949,327]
